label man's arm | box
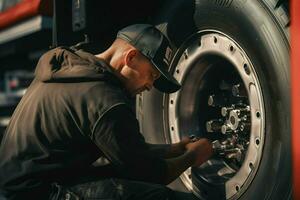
[92,105,169,183]
[147,137,190,159]
[92,104,212,184]
[147,138,213,184]
[163,138,213,184]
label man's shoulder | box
[84,80,132,111]
[86,80,126,97]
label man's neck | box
[95,49,128,89]
[95,48,122,72]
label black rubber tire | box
[137,0,291,199]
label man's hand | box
[163,138,213,184]
[180,136,192,146]
[185,138,213,167]
[147,136,193,159]
[174,136,192,154]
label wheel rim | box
[166,31,265,199]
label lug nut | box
[213,140,237,152]
[239,122,251,131]
[232,84,247,97]
[221,107,233,117]
[226,153,237,159]
[232,109,247,118]
[208,95,216,106]
[221,124,233,134]
[241,115,248,121]
[225,150,242,162]
[206,120,223,132]
[208,95,229,107]
[238,109,250,117]
[212,140,222,152]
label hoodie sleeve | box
[91,104,167,184]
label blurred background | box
[0,0,52,139]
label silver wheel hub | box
[166,31,265,199]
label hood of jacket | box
[34,46,119,84]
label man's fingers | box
[181,136,191,145]
[186,138,213,167]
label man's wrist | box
[168,142,184,156]
[183,149,197,166]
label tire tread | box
[263,0,290,33]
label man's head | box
[116,39,161,95]
[97,24,181,96]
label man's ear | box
[124,49,138,67]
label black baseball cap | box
[117,24,181,93]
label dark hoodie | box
[0,47,167,199]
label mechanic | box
[0,24,213,200]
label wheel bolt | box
[236,109,250,119]
[206,120,224,132]
[221,124,233,134]
[208,95,216,106]
[232,84,247,97]
[208,95,228,107]
[239,122,251,131]
[221,107,233,117]
[241,115,248,121]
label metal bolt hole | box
[214,37,218,43]
[256,111,261,118]
[244,64,251,75]
[256,138,260,145]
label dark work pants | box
[49,178,198,200]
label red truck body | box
[0,0,52,30]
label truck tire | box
[137,0,291,199]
